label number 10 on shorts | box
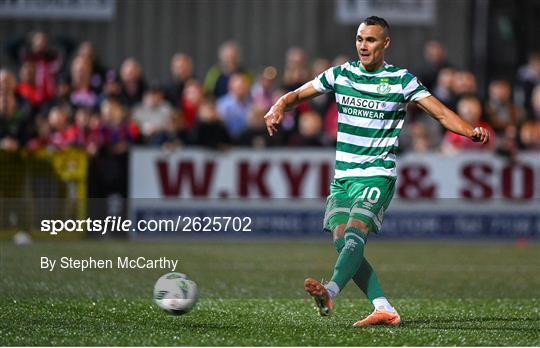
[360,187,381,204]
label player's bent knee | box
[347,218,370,235]
[332,224,346,240]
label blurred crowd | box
[404,41,540,158]
[2,32,540,159]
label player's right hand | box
[471,127,490,144]
[264,107,283,136]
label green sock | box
[333,237,385,302]
[330,227,367,290]
[333,237,345,252]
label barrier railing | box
[0,148,87,240]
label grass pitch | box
[1,239,539,346]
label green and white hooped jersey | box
[312,61,430,179]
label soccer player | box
[264,16,489,327]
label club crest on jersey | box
[377,78,391,95]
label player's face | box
[356,23,390,71]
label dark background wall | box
[1,0,539,86]
[1,0,472,78]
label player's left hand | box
[471,127,490,144]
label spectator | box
[192,99,231,150]
[1,68,32,114]
[518,120,540,150]
[527,84,540,121]
[289,111,325,147]
[43,76,72,115]
[203,41,250,99]
[90,99,136,201]
[483,79,521,159]
[419,40,450,90]
[26,114,50,151]
[85,111,105,155]
[74,41,106,92]
[309,58,334,117]
[515,52,540,115]
[485,79,522,134]
[449,70,477,111]
[16,62,45,108]
[0,69,17,95]
[452,71,477,97]
[100,98,140,153]
[251,66,282,111]
[118,58,146,107]
[401,122,433,153]
[282,47,310,91]
[276,48,314,137]
[236,105,284,148]
[497,124,519,160]
[132,83,174,142]
[0,92,27,151]
[164,53,194,106]
[517,84,540,150]
[69,56,98,109]
[441,96,495,154]
[401,101,446,152]
[151,111,191,150]
[65,107,104,155]
[217,73,252,138]
[66,107,92,148]
[100,70,122,101]
[6,32,64,104]
[432,67,455,105]
[47,105,71,149]
[180,80,204,131]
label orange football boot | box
[352,309,401,327]
[303,278,334,316]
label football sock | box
[372,297,396,313]
[333,237,345,252]
[333,237,385,302]
[324,281,340,299]
[330,226,367,290]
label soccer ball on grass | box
[153,272,198,315]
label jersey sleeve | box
[401,72,431,102]
[312,64,343,93]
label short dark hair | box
[362,16,390,35]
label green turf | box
[1,240,539,346]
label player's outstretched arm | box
[415,95,490,144]
[265,82,321,136]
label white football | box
[153,272,198,315]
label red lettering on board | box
[238,161,270,197]
[157,160,215,197]
[461,163,493,199]
[281,162,309,197]
[502,164,534,199]
[319,163,331,198]
[398,165,436,199]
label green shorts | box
[323,176,396,233]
